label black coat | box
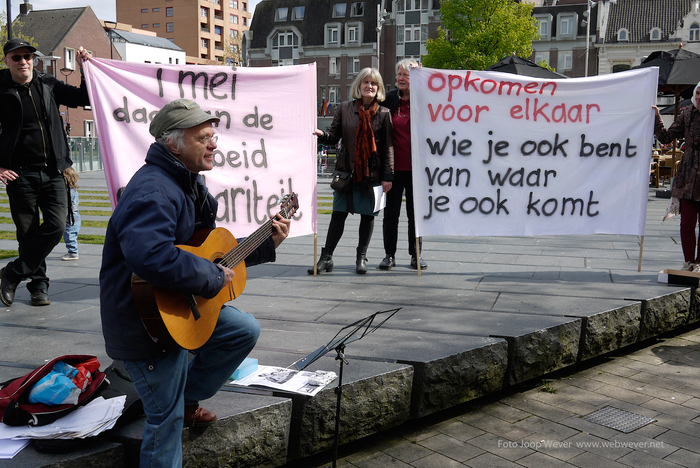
[319,99,394,183]
[0,69,90,171]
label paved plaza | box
[300,325,700,468]
[1,171,699,467]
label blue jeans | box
[64,188,80,254]
[124,305,260,468]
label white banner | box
[410,67,658,237]
[83,59,318,237]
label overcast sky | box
[7,0,261,23]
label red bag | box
[0,355,107,426]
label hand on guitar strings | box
[271,214,291,248]
[216,263,235,284]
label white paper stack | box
[0,396,126,459]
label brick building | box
[244,0,441,118]
[13,6,117,137]
[116,0,252,65]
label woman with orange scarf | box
[311,68,394,274]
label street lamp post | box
[584,0,592,77]
[6,0,12,40]
[376,4,385,71]
[59,67,73,135]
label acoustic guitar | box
[132,193,299,350]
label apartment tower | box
[116,0,251,64]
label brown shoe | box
[183,405,217,427]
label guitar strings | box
[220,197,297,268]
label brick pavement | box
[294,325,700,468]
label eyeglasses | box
[189,134,218,146]
[397,100,410,118]
[9,54,34,63]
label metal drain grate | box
[583,406,656,433]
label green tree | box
[222,36,242,66]
[423,0,539,70]
[1,11,37,70]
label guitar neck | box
[221,217,275,268]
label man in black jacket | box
[0,38,91,306]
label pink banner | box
[82,58,317,237]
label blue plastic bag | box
[27,362,80,406]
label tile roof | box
[13,7,89,56]
[533,2,599,37]
[605,0,691,43]
[249,0,382,49]
[111,30,184,52]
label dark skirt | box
[332,184,380,216]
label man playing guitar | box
[99,99,291,467]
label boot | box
[308,248,333,274]
[356,246,368,274]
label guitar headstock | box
[279,192,299,219]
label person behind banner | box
[310,67,394,275]
[654,81,700,272]
[378,58,427,271]
[0,39,91,307]
[99,99,291,467]
[61,167,81,261]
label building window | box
[617,28,629,42]
[243,2,247,11]
[243,17,247,26]
[558,51,572,71]
[202,38,209,48]
[537,18,549,39]
[292,6,305,20]
[153,7,159,12]
[231,14,238,23]
[400,0,428,12]
[650,28,661,41]
[691,24,700,41]
[166,7,173,16]
[329,86,340,104]
[231,0,238,8]
[534,51,549,66]
[64,47,76,70]
[348,25,359,43]
[167,22,174,32]
[333,3,347,18]
[201,7,208,17]
[153,23,160,28]
[141,24,149,28]
[141,8,148,13]
[327,25,340,45]
[215,25,222,35]
[351,2,364,16]
[275,7,288,21]
[349,56,360,74]
[397,25,404,43]
[612,63,631,73]
[559,15,574,37]
[329,57,338,75]
[404,24,420,42]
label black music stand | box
[291,308,400,468]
